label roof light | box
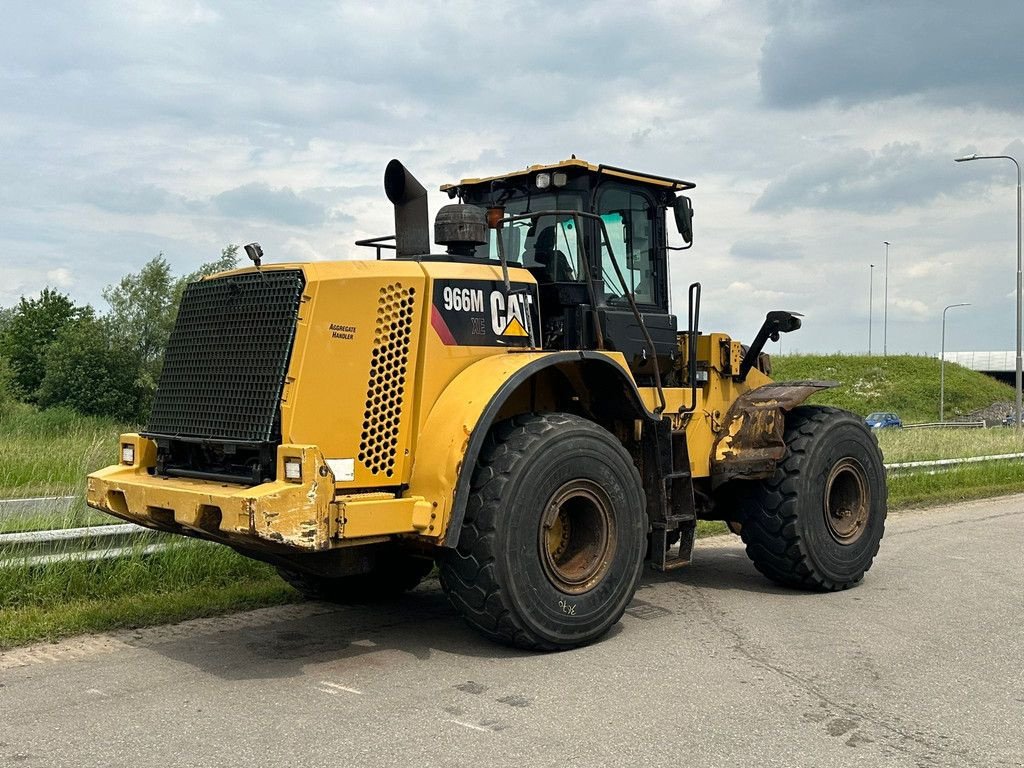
[535,172,551,189]
[552,172,568,187]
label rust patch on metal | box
[711,380,837,488]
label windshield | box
[473,192,583,279]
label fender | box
[710,380,838,488]
[407,350,655,546]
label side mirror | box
[673,196,694,245]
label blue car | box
[865,412,902,429]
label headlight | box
[535,172,551,189]
[121,444,135,465]
[284,457,302,482]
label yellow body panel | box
[280,260,426,486]
[406,348,634,540]
[86,261,783,556]
[635,333,772,478]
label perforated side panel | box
[358,282,415,477]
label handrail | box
[679,282,701,414]
[354,235,397,261]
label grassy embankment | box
[3,355,1024,649]
[771,353,1013,424]
[773,355,1024,508]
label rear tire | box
[439,413,647,651]
[276,552,433,603]
[737,405,886,590]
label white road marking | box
[317,681,363,695]
[447,719,492,733]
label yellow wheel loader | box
[87,157,886,650]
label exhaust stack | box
[384,159,430,258]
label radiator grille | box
[145,270,305,443]
[359,282,415,477]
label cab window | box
[598,187,658,306]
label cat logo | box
[490,290,534,338]
[431,278,539,347]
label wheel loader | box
[86,157,887,650]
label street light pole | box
[955,153,1022,429]
[883,241,890,356]
[940,303,970,422]
[869,264,874,355]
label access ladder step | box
[650,523,696,572]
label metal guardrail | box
[884,452,1024,474]
[0,522,178,569]
[3,449,1024,568]
[0,495,77,505]
[902,420,986,430]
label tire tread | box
[739,405,886,591]
[438,412,645,651]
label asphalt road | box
[2,496,1022,768]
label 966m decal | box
[431,279,540,347]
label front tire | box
[738,405,887,590]
[439,413,647,650]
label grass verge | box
[888,459,1024,509]
[0,404,127,499]
[0,542,297,650]
[0,504,115,534]
[876,427,1024,462]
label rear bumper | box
[86,434,438,553]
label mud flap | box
[710,380,837,489]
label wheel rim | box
[538,479,616,595]
[823,457,870,544]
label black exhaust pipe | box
[384,159,430,258]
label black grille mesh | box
[145,270,305,443]
[358,282,415,477]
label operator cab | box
[364,157,696,385]
[442,158,695,382]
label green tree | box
[102,254,176,386]
[37,315,145,421]
[185,243,238,282]
[0,289,89,401]
[0,353,16,418]
[101,245,241,413]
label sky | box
[2,0,1023,355]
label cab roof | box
[440,156,695,193]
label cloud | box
[211,183,325,228]
[81,178,173,215]
[45,267,74,287]
[2,1,1023,358]
[759,1,1024,111]
[730,240,804,261]
[752,142,1000,213]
